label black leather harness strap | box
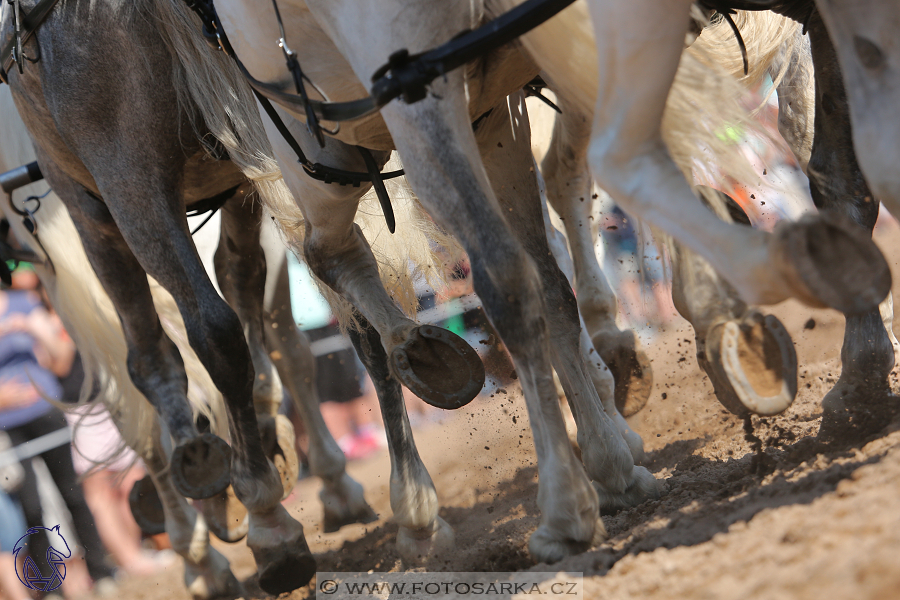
[188,0,577,126]
[0,0,61,83]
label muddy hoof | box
[705,311,797,417]
[254,541,317,595]
[390,325,485,409]
[198,486,249,543]
[259,415,299,499]
[776,213,891,315]
[128,475,166,536]
[170,433,232,500]
[592,329,653,417]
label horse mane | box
[147,0,458,328]
[0,86,227,467]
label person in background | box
[61,353,173,579]
[0,263,115,595]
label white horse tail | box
[150,0,457,325]
[0,87,226,463]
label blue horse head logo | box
[13,525,71,592]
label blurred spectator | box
[0,263,115,595]
[61,353,173,579]
[287,254,383,461]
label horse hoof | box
[528,518,605,564]
[396,516,456,566]
[198,486,249,543]
[592,329,654,417]
[705,311,797,417]
[170,433,232,500]
[776,213,890,315]
[259,415,300,499]
[321,474,378,533]
[249,507,316,595]
[128,475,166,536]
[390,325,485,409]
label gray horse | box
[2,0,330,592]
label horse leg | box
[537,118,646,463]
[258,105,483,411]
[581,0,889,314]
[814,0,900,213]
[213,190,299,502]
[257,114,449,562]
[542,94,653,419]
[669,220,798,416]
[300,3,612,558]
[347,315,454,565]
[139,423,241,600]
[44,164,312,593]
[477,93,657,510]
[804,9,898,433]
[32,158,231,503]
[768,25,815,171]
[260,237,377,531]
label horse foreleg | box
[478,93,657,513]
[347,316,453,565]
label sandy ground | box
[95,219,900,600]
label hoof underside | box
[391,325,485,410]
[705,311,797,416]
[170,433,232,500]
[128,475,166,536]
[594,330,654,417]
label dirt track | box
[108,225,900,600]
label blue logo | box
[12,525,71,592]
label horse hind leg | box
[261,238,376,532]
[803,10,898,436]
[213,191,299,502]
[39,160,232,503]
[541,94,653,419]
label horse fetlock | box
[183,546,241,600]
[320,473,378,533]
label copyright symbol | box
[320,579,339,594]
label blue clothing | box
[0,291,61,430]
[0,487,25,552]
